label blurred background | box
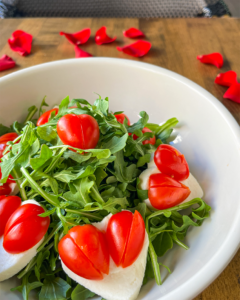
[0,0,239,19]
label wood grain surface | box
[0,18,240,300]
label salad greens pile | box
[0,96,211,300]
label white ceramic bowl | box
[0,58,240,300]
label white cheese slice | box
[139,160,203,210]
[0,199,44,282]
[9,182,19,196]
[61,213,149,300]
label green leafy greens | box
[1,95,211,300]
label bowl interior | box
[0,58,240,300]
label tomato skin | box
[0,132,18,158]
[122,211,145,268]
[106,210,145,268]
[106,211,133,267]
[59,235,103,280]
[57,114,100,150]
[58,224,109,280]
[36,108,59,126]
[0,196,21,237]
[154,144,189,181]
[3,203,50,254]
[133,127,156,145]
[115,113,131,126]
[148,173,190,209]
[69,225,109,275]
[0,184,12,196]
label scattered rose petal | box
[215,70,238,87]
[0,55,16,71]
[117,40,151,57]
[59,28,91,45]
[223,83,240,104]
[95,26,116,45]
[123,28,145,38]
[197,52,223,68]
[8,30,32,56]
[75,46,93,58]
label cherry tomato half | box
[58,224,109,280]
[154,144,189,181]
[133,127,156,145]
[36,108,59,126]
[0,196,21,237]
[106,210,145,268]
[0,132,18,158]
[57,114,100,150]
[3,203,50,254]
[115,113,131,126]
[148,173,190,210]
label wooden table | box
[0,18,240,300]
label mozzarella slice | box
[9,182,19,196]
[0,199,44,282]
[61,213,149,300]
[139,160,203,210]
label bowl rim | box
[0,57,240,300]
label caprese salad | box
[0,95,211,300]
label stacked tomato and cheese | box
[139,144,203,210]
[0,197,50,281]
[58,210,149,300]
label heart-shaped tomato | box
[148,173,190,209]
[57,114,100,150]
[3,203,50,254]
[58,224,109,280]
[154,144,189,181]
[106,210,145,268]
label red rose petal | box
[75,46,93,58]
[223,83,240,104]
[117,40,151,57]
[215,71,238,87]
[0,55,16,72]
[60,28,91,45]
[8,30,32,56]
[123,28,145,38]
[95,26,116,45]
[197,52,223,68]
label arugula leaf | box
[137,153,151,167]
[152,232,173,257]
[128,111,149,133]
[0,123,12,136]
[71,284,95,300]
[30,144,53,170]
[101,133,128,154]
[39,277,71,300]
[37,126,57,142]
[11,273,43,300]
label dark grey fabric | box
[16,0,208,17]
[0,0,231,18]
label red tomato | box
[154,144,189,181]
[58,224,109,280]
[148,173,190,210]
[115,113,131,126]
[0,184,12,197]
[57,114,100,150]
[0,196,21,237]
[106,210,145,268]
[3,203,50,254]
[36,108,59,126]
[133,127,156,145]
[0,132,18,158]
